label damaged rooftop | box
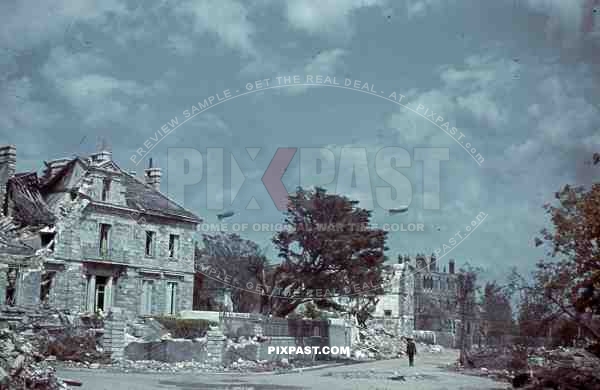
[0,143,202,319]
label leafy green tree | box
[481,281,514,345]
[269,187,388,323]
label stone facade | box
[104,308,126,361]
[0,146,202,326]
[48,207,197,322]
[413,254,460,333]
[373,255,478,339]
[372,262,414,337]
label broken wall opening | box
[40,270,56,303]
[40,231,55,251]
[5,266,18,306]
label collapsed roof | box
[39,156,201,223]
[7,172,56,227]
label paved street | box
[58,350,508,390]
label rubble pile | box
[351,325,445,360]
[224,336,260,364]
[419,343,444,354]
[464,346,527,371]
[351,326,406,360]
[457,346,600,388]
[40,330,111,364]
[6,307,109,364]
[521,348,600,389]
[222,337,322,372]
[228,357,298,373]
[92,357,306,374]
[111,360,214,373]
[0,327,66,390]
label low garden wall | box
[124,311,353,364]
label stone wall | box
[103,308,126,361]
[49,205,196,320]
[48,262,86,312]
[0,264,7,305]
[413,330,437,345]
[372,262,415,336]
[114,270,140,322]
[75,210,196,274]
[327,318,353,358]
[205,328,225,365]
[123,314,354,365]
[16,267,41,307]
[413,257,460,332]
[125,339,208,362]
[124,329,226,364]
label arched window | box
[313,326,320,337]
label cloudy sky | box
[2,0,599,282]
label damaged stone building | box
[372,260,415,336]
[373,254,478,344]
[0,144,202,322]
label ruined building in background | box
[373,253,479,345]
[371,258,415,336]
[413,254,460,332]
[0,144,202,322]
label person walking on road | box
[406,337,417,367]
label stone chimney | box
[430,254,437,272]
[0,145,16,215]
[416,254,426,270]
[449,259,455,274]
[90,150,112,164]
[90,137,112,164]
[144,158,162,190]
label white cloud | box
[41,46,167,126]
[165,34,197,56]
[524,0,586,42]
[0,77,61,130]
[187,113,233,137]
[175,0,257,57]
[305,49,346,74]
[283,49,347,95]
[457,91,506,128]
[406,0,454,19]
[0,0,124,51]
[285,0,385,36]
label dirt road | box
[58,350,509,390]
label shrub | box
[153,316,217,339]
